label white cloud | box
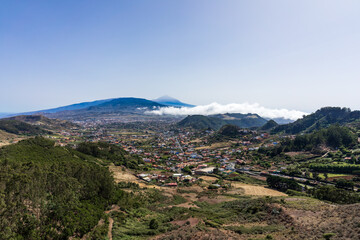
[146,102,308,120]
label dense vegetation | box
[0,137,118,239]
[264,125,357,155]
[273,107,360,134]
[266,175,302,192]
[0,119,50,135]
[76,141,144,169]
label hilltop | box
[272,107,360,134]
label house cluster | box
[137,172,197,186]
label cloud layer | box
[147,102,308,121]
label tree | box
[149,219,159,229]
[324,172,328,181]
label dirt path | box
[107,217,114,240]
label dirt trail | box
[105,205,123,240]
[107,217,114,240]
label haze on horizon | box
[1,0,360,114]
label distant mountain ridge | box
[272,107,360,134]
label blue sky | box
[1,0,360,113]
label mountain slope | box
[153,95,195,107]
[272,107,360,134]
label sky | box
[1,0,360,114]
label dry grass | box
[229,182,287,197]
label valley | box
[1,105,360,239]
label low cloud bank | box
[146,102,308,121]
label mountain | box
[4,115,78,131]
[153,95,195,107]
[43,97,168,121]
[211,113,267,128]
[177,115,226,130]
[0,119,51,135]
[272,107,360,134]
[260,120,279,131]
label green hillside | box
[0,119,51,135]
[273,107,360,134]
[0,137,117,239]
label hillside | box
[177,115,226,130]
[211,113,267,128]
[0,119,51,135]
[4,115,78,131]
[0,137,115,239]
[272,107,360,134]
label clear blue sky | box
[1,0,359,113]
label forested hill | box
[272,107,360,134]
[177,113,267,130]
[0,137,121,239]
[211,113,267,128]
[177,115,226,130]
[0,119,51,135]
